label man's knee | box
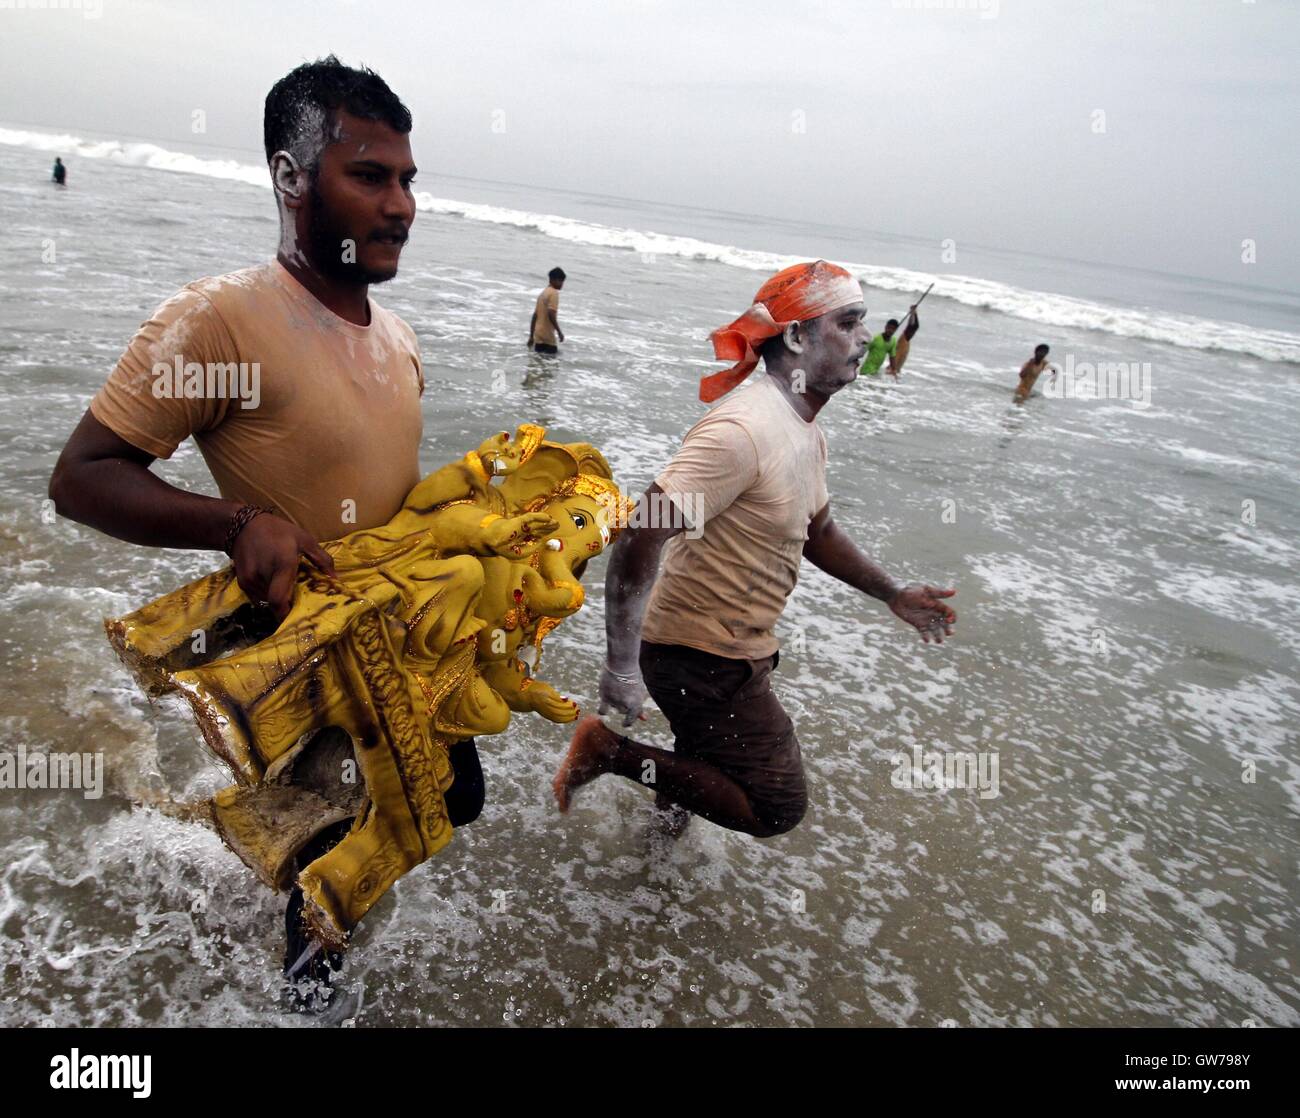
[750,792,807,837]
[746,726,806,837]
[745,762,807,837]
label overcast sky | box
[4,0,1297,290]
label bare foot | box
[553,715,621,813]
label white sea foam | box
[6,124,1298,365]
[412,194,1300,364]
[1,126,269,190]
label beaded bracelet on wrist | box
[223,504,275,555]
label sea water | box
[0,129,1296,1027]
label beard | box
[305,181,397,286]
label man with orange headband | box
[553,260,957,837]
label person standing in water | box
[552,260,957,837]
[47,56,486,1008]
[1014,344,1058,403]
[51,157,67,186]
[859,305,919,378]
[528,267,566,355]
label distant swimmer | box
[860,305,919,378]
[1013,344,1059,403]
[528,266,566,355]
[51,157,66,186]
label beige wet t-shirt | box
[90,261,425,542]
[642,373,829,661]
[532,286,560,345]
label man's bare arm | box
[599,482,685,723]
[548,307,564,344]
[803,503,957,643]
[605,483,683,672]
[49,410,334,619]
[50,410,239,550]
[802,503,900,602]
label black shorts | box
[639,641,807,834]
[532,342,559,355]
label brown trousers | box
[639,641,808,834]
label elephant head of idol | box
[495,440,635,580]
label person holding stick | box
[860,283,931,378]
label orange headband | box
[699,260,862,403]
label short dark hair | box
[549,267,567,283]
[1035,343,1050,356]
[886,318,899,330]
[264,55,412,168]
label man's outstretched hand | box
[889,583,957,644]
[230,513,336,623]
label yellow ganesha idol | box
[105,424,634,950]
